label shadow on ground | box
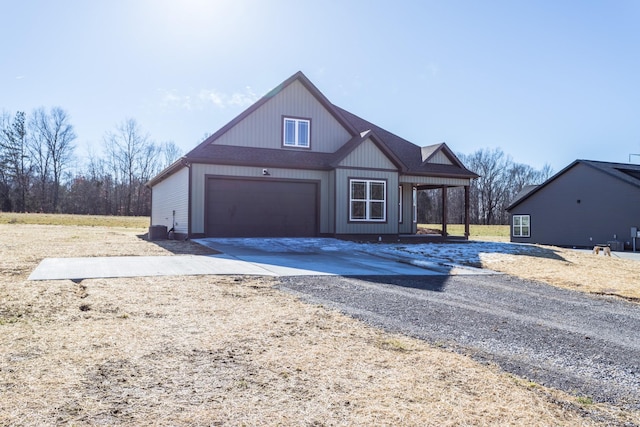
[396,241,569,268]
[348,275,451,292]
[137,234,221,255]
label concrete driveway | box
[30,238,471,281]
[194,238,454,276]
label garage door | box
[205,178,318,237]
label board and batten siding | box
[427,151,453,165]
[338,138,398,169]
[212,80,351,153]
[190,163,332,235]
[151,166,189,234]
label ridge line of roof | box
[506,159,640,211]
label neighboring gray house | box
[147,71,478,240]
[506,160,640,249]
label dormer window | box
[283,117,310,148]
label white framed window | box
[283,117,310,148]
[512,214,530,237]
[350,179,386,222]
[398,185,403,223]
[412,187,417,223]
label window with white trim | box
[412,187,417,223]
[283,117,310,148]
[350,179,386,222]
[512,214,530,237]
[398,185,403,223]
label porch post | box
[464,185,470,238]
[441,186,448,236]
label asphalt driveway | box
[278,274,640,413]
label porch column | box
[464,185,470,238]
[441,186,448,236]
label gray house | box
[506,160,640,249]
[147,71,478,240]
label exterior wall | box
[333,139,400,235]
[327,170,336,233]
[428,151,453,165]
[400,175,469,187]
[151,166,189,234]
[510,163,640,247]
[338,138,397,169]
[190,163,332,235]
[212,80,351,153]
[334,168,399,235]
[398,184,416,234]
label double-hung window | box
[283,117,310,148]
[398,185,403,223]
[412,187,417,223]
[512,214,530,237]
[350,179,386,222]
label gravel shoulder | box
[278,273,640,411]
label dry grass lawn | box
[478,245,640,301]
[1,222,639,425]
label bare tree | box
[160,140,183,170]
[0,111,31,212]
[104,118,163,216]
[461,148,510,224]
[29,107,76,212]
[457,149,553,225]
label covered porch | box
[401,174,473,241]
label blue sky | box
[3,0,640,172]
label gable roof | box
[329,129,407,170]
[506,160,640,211]
[151,71,478,186]
[334,106,478,179]
[188,71,359,155]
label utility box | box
[632,227,639,238]
[607,240,624,252]
[148,225,168,241]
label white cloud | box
[159,86,260,111]
[159,89,193,110]
[227,86,258,107]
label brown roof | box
[334,106,478,179]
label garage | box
[205,178,318,237]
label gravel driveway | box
[277,274,640,411]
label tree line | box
[417,148,553,225]
[2,107,552,224]
[0,108,181,216]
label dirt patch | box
[0,224,638,425]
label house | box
[506,160,640,249]
[147,71,478,240]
